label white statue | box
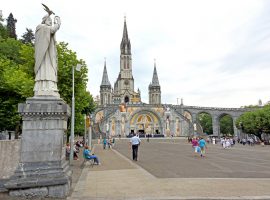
[193,123,197,131]
[166,118,170,130]
[121,116,125,135]
[34,4,61,97]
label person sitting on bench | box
[83,145,100,165]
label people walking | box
[147,134,150,142]
[108,138,112,149]
[191,137,200,157]
[112,137,115,147]
[191,137,198,148]
[103,137,107,150]
[129,133,141,161]
[198,137,207,157]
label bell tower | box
[111,17,141,104]
[119,17,134,92]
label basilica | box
[92,19,246,138]
[99,19,161,106]
[93,18,192,138]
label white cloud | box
[1,0,270,108]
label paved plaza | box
[115,138,270,178]
[68,138,270,200]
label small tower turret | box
[149,60,161,104]
[100,59,112,105]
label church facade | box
[99,19,160,106]
[93,19,247,138]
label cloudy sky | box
[2,0,270,108]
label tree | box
[220,115,233,136]
[0,11,7,40]
[6,13,17,39]
[236,106,270,141]
[0,57,34,132]
[0,38,23,63]
[19,43,35,76]
[0,23,8,40]
[57,42,96,135]
[21,28,34,45]
[0,10,3,21]
[198,113,213,135]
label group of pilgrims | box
[190,136,237,157]
[220,137,236,149]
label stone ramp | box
[68,144,270,200]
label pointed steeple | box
[149,59,161,104]
[151,59,160,86]
[101,58,111,87]
[120,16,131,54]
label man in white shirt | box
[129,134,141,161]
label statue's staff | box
[42,3,55,16]
[41,3,59,24]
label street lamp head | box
[76,64,82,71]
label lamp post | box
[106,123,109,138]
[69,64,82,163]
[240,122,244,140]
[84,114,87,145]
[88,114,93,150]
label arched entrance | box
[129,110,162,136]
[124,96,129,103]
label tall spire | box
[149,59,161,104]
[120,16,131,54]
[151,59,160,86]
[101,58,111,87]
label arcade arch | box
[183,111,192,122]
[197,112,213,135]
[219,114,234,136]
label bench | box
[81,151,95,168]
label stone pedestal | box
[5,97,72,198]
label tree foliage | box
[0,23,8,40]
[21,28,34,45]
[57,42,96,135]
[0,38,23,63]
[236,106,270,140]
[0,56,34,132]
[198,113,213,135]
[6,13,17,39]
[220,115,233,136]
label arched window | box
[124,96,129,103]
[126,58,129,69]
[124,57,126,69]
